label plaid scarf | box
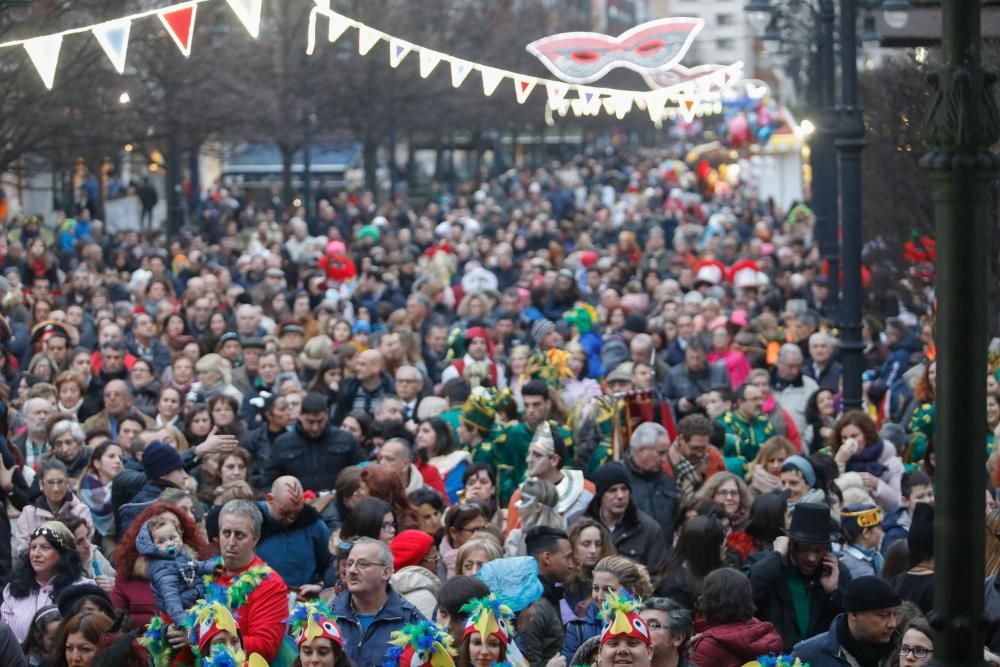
[79,473,113,536]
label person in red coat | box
[689,569,783,667]
[163,499,289,662]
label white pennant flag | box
[450,58,472,88]
[419,49,442,78]
[327,12,351,43]
[545,81,569,106]
[645,89,670,124]
[388,38,411,68]
[514,77,536,104]
[24,34,62,89]
[92,19,131,74]
[357,25,381,55]
[480,67,504,96]
[226,0,263,39]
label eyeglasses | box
[899,644,932,659]
[460,525,489,534]
[645,621,664,631]
[344,559,383,571]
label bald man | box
[333,348,395,424]
[255,475,331,588]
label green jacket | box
[718,410,775,475]
[473,420,573,505]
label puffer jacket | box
[110,557,156,629]
[256,501,331,588]
[562,602,603,661]
[390,566,441,620]
[136,521,216,622]
[689,618,784,667]
[15,492,93,555]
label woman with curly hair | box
[1,521,89,642]
[109,502,210,630]
[564,518,616,615]
[562,554,654,661]
[695,471,753,531]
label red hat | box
[694,259,726,286]
[728,259,763,289]
[580,250,599,268]
[390,529,434,570]
[465,326,495,359]
[319,252,356,283]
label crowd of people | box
[0,148,995,667]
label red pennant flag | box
[159,3,197,57]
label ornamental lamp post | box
[745,0,840,318]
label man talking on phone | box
[743,502,852,652]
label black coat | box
[585,497,668,572]
[743,550,851,652]
[331,372,395,425]
[265,421,363,492]
[623,457,678,545]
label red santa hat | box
[728,259,763,289]
[694,259,727,286]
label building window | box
[716,38,734,49]
[716,13,734,25]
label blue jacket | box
[880,505,910,556]
[136,521,215,622]
[793,614,899,667]
[869,334,921,401]
[331,586,426,666]
[255,501,330,588]
[562,602,603,661]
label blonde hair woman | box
[190,353,242,404]
[503,478,563,556]
[748,436,797,495]
[455,535,504,577]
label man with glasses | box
[718,382,775,475]
[394,365,426,426]
[793,575,901,667]
[640,597,695,667]
[746,502,851,652]
[331,536,426,666]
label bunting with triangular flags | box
[419,49,442,78]
[226,0,263,39]
[450,59,472,88]
[388,38,411,68]
[24,34,62,89]
[514,77,536,104]
[356,25,381,55]
[480,67,504,96]
[158,2,197,57]
[545,81,569,107]
[92,19,131,74]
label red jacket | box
[213,556,289,661]
[414,460,449,501]
[110,576,156,630]
[689,618,783,667]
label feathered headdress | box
[289,600,343,649]
[461,595,515,645]
[184,586,241,655]
[599,591,650,646]
[523,350,574,387]
[382,621,456,667]
[741,657,810,667]
[563,303,599,334]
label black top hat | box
[788,502,832,544]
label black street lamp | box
[920,1,998,664]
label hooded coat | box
[136,520,215,622]
[689,618,784,667]
[389,565,441,620]
[255,501,330,588]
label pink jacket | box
[15,493,94,554]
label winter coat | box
[331,586,426,667]
[689,618,784,667]
[793,614,898,667]
[880,505,910,556]
[806,360,843,393]
[743,550,851,652]
[244,424,286,490]
[623,456,679,544]
[130,379,162,419]
[115,478,182,539]
[868,334,922,402]
[264,421,364,493]
[521,576,567,667]
[136,521,215,622]
[390,566,441,620]
[772,371,820,435]
[110,559,156,629]
[15,492,93,554]
[584,496,668,571]
[125,333,172,376]
[562,602,603,661]
[255,501,330,588]
[662,361,730,413]
[332,371,396,424]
